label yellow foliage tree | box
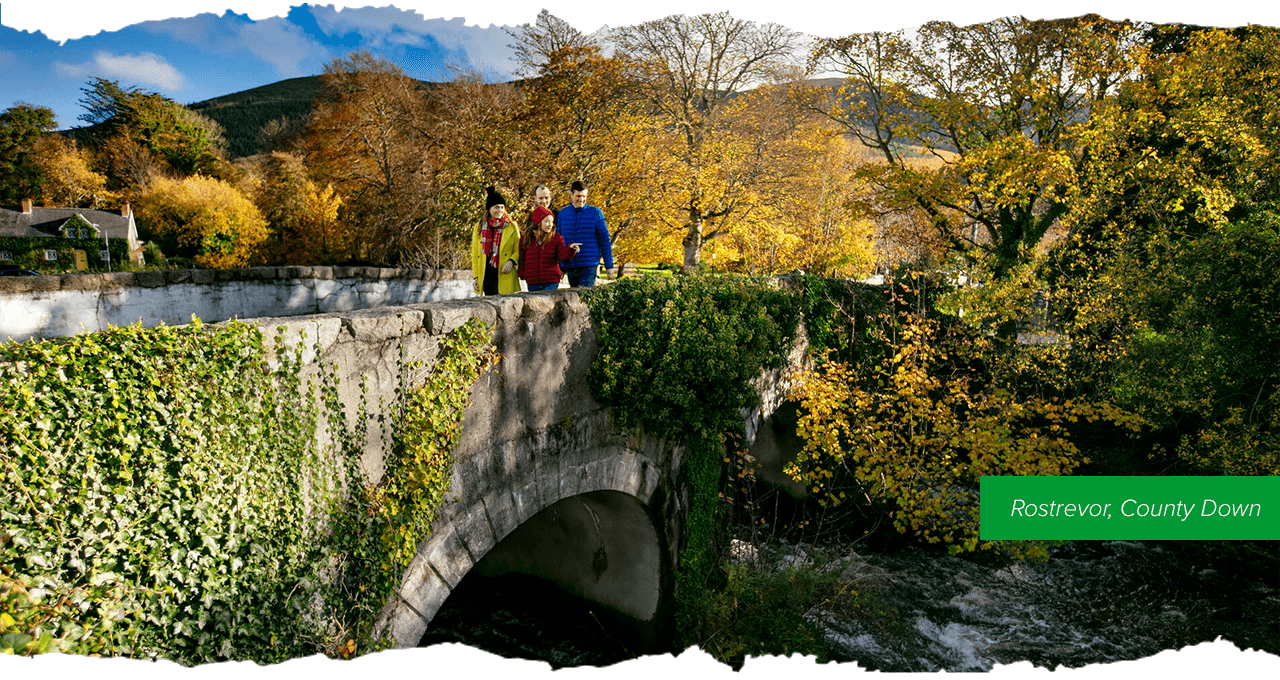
[728,124,877,277]
[614,13,805,271]
[136,175,269,268]
[503,45,671,264]
[812,15,1144,279]
[32,135,113,208]
[788,275,1141,557]
[249,152,349,265]
[1051,26,1280,475]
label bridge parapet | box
[0,266,472,342]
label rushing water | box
[751,536,1278,671]
[420,536,1278,671]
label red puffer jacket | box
[519,234,576,285]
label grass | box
[674,539,914,669]
[627,263,677,277]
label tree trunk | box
[682,221,702,273]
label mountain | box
[187,76,327,158]
[188,75,449,158]
[185,73,940,162]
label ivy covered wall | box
[0,315,496,662]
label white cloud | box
[309,4,435,46]
[54,51,185,91]
[418,17,517,77]
[139,12,234,48]
[236,17,332,77]
[131,12,331,78]
[303,7,517,77]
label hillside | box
[188,75,442,158]
[188,74,950,160]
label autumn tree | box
[505,9,599,77]
[1047,25,1280,475]
[727,123,876,277]
[501,39,669,260]
[32,135,113,208]
[96,135,167,193]
[76,77,227,179]
[614,12,806,271]
[789,273,1141,556]
[248,151,348,265]
[305,52,521,267]
[305,51,431,264]
[0,103,58,205]
[136,175,268,268]
[811,15,1144,280]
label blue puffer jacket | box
[556,204,614,270]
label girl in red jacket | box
[519,206,579,292]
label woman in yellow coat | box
[471,185,521,295]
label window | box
[0,250,11,261]
[100,249,111,261]
[44,249,58,261]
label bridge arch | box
[375,441,674,649]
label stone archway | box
[374,444,675,649]
[467,490,669,649]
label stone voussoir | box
[482,488,519,543]
[424,526,472,589]
[453,500,497,560]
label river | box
[420,533,1278,671]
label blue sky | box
[3,2,1276,129]
[1,4,524,128]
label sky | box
[3,2,1280,129]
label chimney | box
[21,198,33,214]
[120,202,131,217]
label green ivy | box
[316,319,498,657]
[0,315,496,663]
[0,236,130,273]
[791,274,889,365]
[581,275,801,656]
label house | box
[0,198,144,269]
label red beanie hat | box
[530,205,554,227]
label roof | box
[0,206,134,240]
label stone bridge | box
[239,288,807,650]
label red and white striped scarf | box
[481,216,508,268]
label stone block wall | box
[0,266,473,343]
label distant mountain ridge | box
[188,75,444,158]
[187,75,885,160]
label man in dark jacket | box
[556,180,614,288]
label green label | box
[980,476,1280,540]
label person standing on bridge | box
[556,181,614,288]
[520,205,579,292]
[470,185,521,295]
[525,184,555,232]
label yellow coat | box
[470,218,521,294]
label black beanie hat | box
[485,185,506,210]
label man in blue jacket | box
[556,180,614,288]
